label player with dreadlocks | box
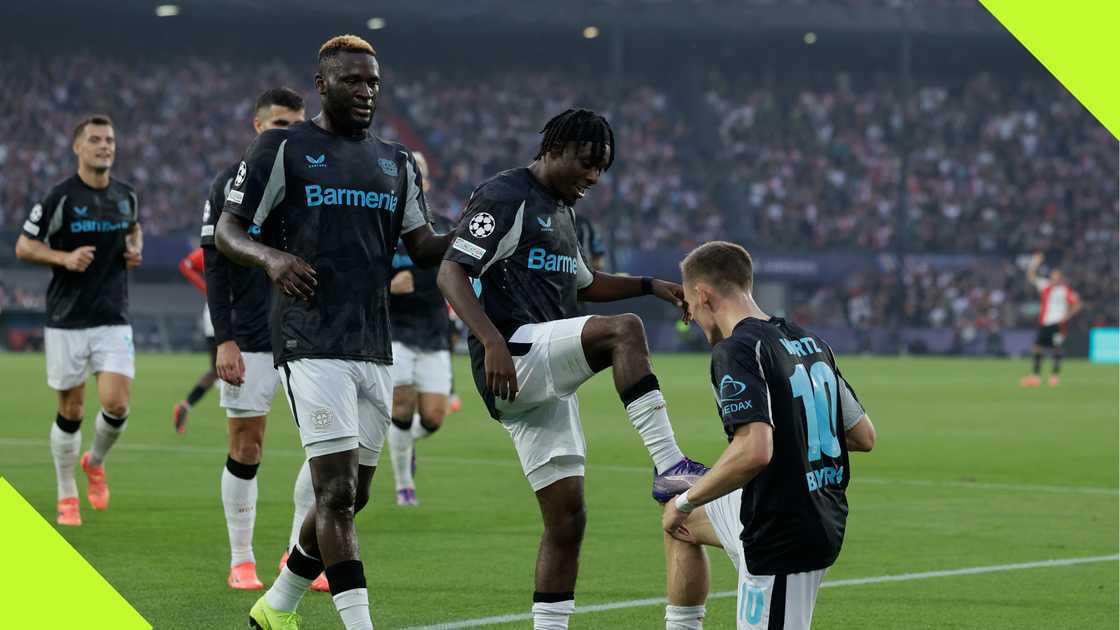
[439,108,709,630]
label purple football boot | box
[652,457,710,503]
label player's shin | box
[666,605,706,630]
[532,593,575,630]
[388,416,415,490]
[266,543,323,613]
[50,414,82,499]
[222,456,259,566]
[621,374,685,474]
[326,560,372,630]
[88,408,127,466]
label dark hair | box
[73,114,113,142]
[535,108,615,170]
[680,241,754,294]
[255,87,304,114]
[318,34,376,73]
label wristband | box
[675,491,695,513]
[641,276,654,295]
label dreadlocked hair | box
[535,108,615,170]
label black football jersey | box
[389,214,454,352]
[21,175,139,328]
[200,163,272,352]
[223,120,429,366]
[443,167,594,418]
[711,316,865,575]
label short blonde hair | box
[318,34,375,64]
[680,241,754,294]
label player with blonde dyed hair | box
[218,34,452,629]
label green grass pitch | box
[0,353,1116,628]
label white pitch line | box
[0,437,1117,496]
[400,554,1120,630]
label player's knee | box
[58,401,84,422]
[611,313,647,348]
[316,475,358,516]
[230,439,262,465]
[418,413,444,433]
[546,503,587,547]
[102,400,129,419]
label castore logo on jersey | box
[305,154,327,168]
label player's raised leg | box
[580,313,706,499]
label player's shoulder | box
[44,174,83,199]
[108,177,136,194]
[470,168,535,208]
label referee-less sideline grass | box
[0,353,1116,629]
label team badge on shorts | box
[312,408,333,432]
[469,213,496,238]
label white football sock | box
[388,420,415,491]
[532,600,574,630]
[221,464,258,566]
[50,421,81,500]
[333,588,373,630]
[666,604,706,629]
[625,390,685,474]
[265,566,312,612]
[88,409,127,466]
[410,412,433,440]
[289,460,315,551]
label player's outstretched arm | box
[663,422,773,538]
[215,213,317,302]
[401,224,454,268]
[437,260,518,401]
[578,272,688,318]
[15,235,95,272]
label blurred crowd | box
[0,51,1115,336]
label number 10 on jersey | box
[789,361,841,462]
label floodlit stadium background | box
[0,1,1116,629]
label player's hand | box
[483,339,519,402]
[124,246,142,269]
[390,270,415,295]
[652,279,690,323]
[265,251,317,302]
[63,246,96,272]
[662,499,692,540]
[215,340,245,386]
[1031,252,1044,266]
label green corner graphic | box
[0,478,150,629]
[980,0,1120,140]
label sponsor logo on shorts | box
[452,237,486,260]
[312,408,333,432]
[226,384,241,398]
